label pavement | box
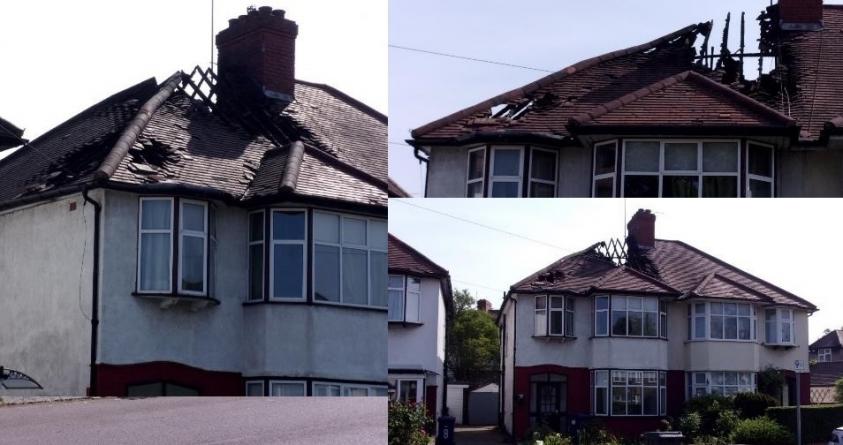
[0,397,386,445]
[454,425,508,444]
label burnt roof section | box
[388,234,449,278]
[0,116,25,150]
[810,329,843,350]
[0,71,387,211]
[512,239,815,310]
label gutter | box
[82,187,102,396]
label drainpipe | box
[82,187,102,396]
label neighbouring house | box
[497,209,817,439]
[388,234,453,425]
[477,298,500,319]
[0,6,387,397]
[409,0,843,198]
[0,116,24,151]
[809,329,843,403]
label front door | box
[530,373,567,433]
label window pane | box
[612,311,627,335]
[388,290,404,321]
[594,177,614,197]
[399,381,419,403]
[595,143,617,175]
[565,311,574,336]
[550,311,563,335]
[628,297,643,310]
[389,275,404,289]
[725,316,738,339]
[596,296,609,311]
[182,203,205,232]
[249,212,264,242]
[368,220,387,250]
[748,144,773,177]
[491,181,519,197]
[711,316,724,339]
[165,383,199,396]
[343,218,367,246]
[738,304,750,316]
[273,244,303,298]
[141,199,171,230]
[406,288,420,323]
[596,387,607,415]
[628,312,643,336]
[724,303,737,316]
[749,179,772,198]
[181,235,205,292]
[664,143,698,171]
[246,383,264,397]
[342,248,368,305]
[612,387,627,415]
[703,176,737,198]
[738,317,750,339]
[140,233,171,291]
[530,182,555,198]
[249,244,263,300]
[613,296,627,310]
[492,149,521,176]
[711,303,723,315]
[271,383,305,397]
[468,149,485,180]
[273,211,305,241]
[467,181,484,198]
[644,312,658,337]
[628,386,642,415]
[315,245,340,302]
[531,150,556,181]
[535,311,547,336]
[314,384,341,397]
[703,142,739,172]
[344,387,369,397]
[550,297,564,309]
[369,252,387,307]
[644,298,658,312]
[663,176,699,198]
[596,311,608,336]
[625,141,660,172]
[643,387,658,415]
[536,296,547,310]
[695,316,706,338]
[624,175,659,197]
[314,212,340,243]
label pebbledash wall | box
[500,293,811,439]
[0,192,97,396]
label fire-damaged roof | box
[411,4,843,145]
[0,71,387,211]
[511,239,816,310]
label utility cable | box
[389,44,554,73]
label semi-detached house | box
[498,210,817,439]
[0,7,388,397]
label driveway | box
[0,397,386,444]
[454,426,508,444]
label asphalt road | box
[0,397,386,444]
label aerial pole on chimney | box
[211,0,215,67]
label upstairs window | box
[388,275,421,323]
[534,295,574,337]
[688,302,756,341]
[489,147,523,197]
[747,142,774,197]
[819,348,832,362]
[765,308,794,345]
[248,211,265,301]
[178,200,208,295]
[528,148,558,197]
[270,210,307,300]
[138,197,174,293]
[607,295,665,338]
[592,141,618,197]
[466,147,486,198]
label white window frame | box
[137,197,174,294]
[593,370,609,416]
[312,382,342,397]
[765,307,795,345]
[465,146,486,198]
[603,370,666,417]
[689,301,757,342]
[312,211,388,309]
[592,140,618,197]
[269,380,307,397]
[819,348,833,363]
[620,139,741,198]
[177,199,208,296]
[269,208,308,301]
[528,147,558,197]
[245,380,265,397]
[247,210,265,302]
[689,371,756,397]
[534,295,574,337]
[395,378,424,403]
[489,146,524,198]
[609,295,663,338]
[313,382,389,397]
[746,141,775,198]
[388,274,406,322]
[595,296,610,336]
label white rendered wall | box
[388,276,444,376]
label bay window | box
[592,141,618,197]
[593,370,666,416]
[138,197,174,293]
[688,302,756,341]
[689,371,755,397]
[534,295,574,337]
[528,148,557,197]
[466,147,486,198]
[248,211,265,301]
[245,381,264,396]
[747,142,774,197]
[178,200,208,295]
[388,275,421,323]
[269,381,306,397]
[314,381,385,397]
[765,308,794,345]
[270,210,307,300]
[489,147,523,197]
[603,295,665,338]
[595,296,610,336]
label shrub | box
[683,395,734,435]
[541,433,573,445]
[733,392,779,419]
[758,367,785,399]
[578,420,620,445]
[713,409,739,438]
[677,412,701,440]
[767,403,843,444]
[388,401,429,445]
[731,417,793,445]
[836,377,843,403]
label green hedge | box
[766,404,843,443]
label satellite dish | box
[0,366,43,390]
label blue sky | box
[389,199,843,343]
[389,0,843,196]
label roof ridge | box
[388,233,450,277]
[411,23,709,138]
[691,271,718,296]
[294,79,387,125]
[706,272,775,303]
[510,242,602,290]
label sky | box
[389,199,843,343]
[0,0,386,160]
[388,0,843,196]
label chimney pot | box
[258,6,273,14]
[627,209,656,249]
[779,0,823,31]
[272,10,285,18]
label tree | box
[835,377,843,404]
[448,289,500,383]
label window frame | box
[137,197,175,294]
[395,379,423,403]
[534,295,574,338]
[489,146,524,198]
[177,199,209,296]
[528,147,558,198]
[607,295,665,338]
[620,139,741,198]
[592,140,619,197]
[746,141,775,198]
[268,380,307,397]
[388,274,422,323]
[247,210,266,302]
[245,380,265,397]
[765,307,795,345]
[819,348,833,363]
[465,146,487,198]
[595,296,610,336]
[269,208,308,301]
[689,371,756,397]
[688,301,757,342]
[593,369,666,417]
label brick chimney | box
[477,299,493,313]
[216,6,298,106]
[779,0,823,31]
[627,209,656,249]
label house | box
[0,6,388,397]
[388,234,453,424]
[497,209,816,439]
[810,329,843,363]
[409,0,843,198]
[809,329,843,403]
[0,116,24,151]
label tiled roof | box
[810,329,843,350]
[388,234,449,278]
[511,239,816,310]
[810,361,843,386]
[388,177,411,198]
[0,74,387,210]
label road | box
[0,397,386,444]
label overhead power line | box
[452,278,506,294]
[389,44,554,73]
